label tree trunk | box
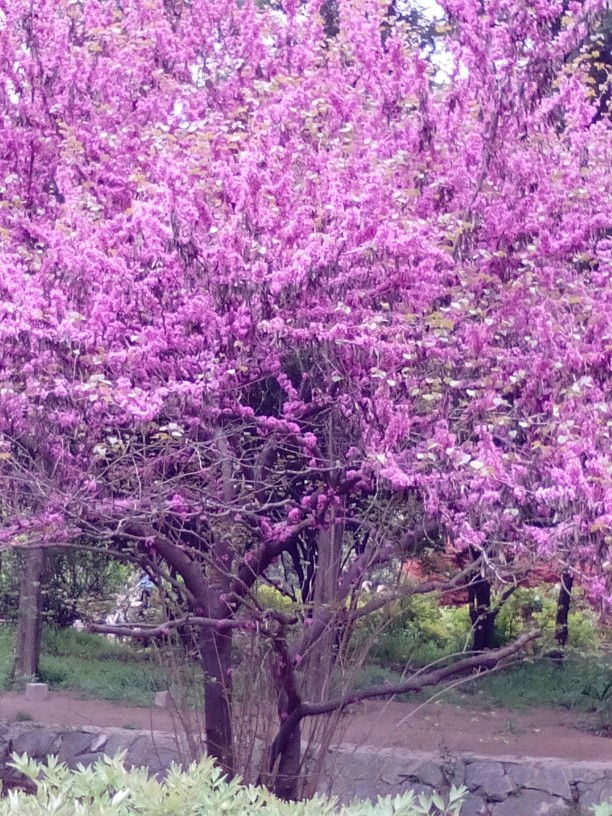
[305,522,343,703]
[469,574,495,651]
[199,623,234,777]
[273,699,301,801]
[12,548,45,684]
[554,571,573,650]
[268,633,303,801]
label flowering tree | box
[0,0,610,798]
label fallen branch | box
[88,602,300,639]
[88,615,249,638]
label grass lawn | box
[462,655,612,717]
[351,650,612,728]
[0,626,167,707]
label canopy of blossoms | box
[0,0,610,609]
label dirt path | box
[2,689,610,762]
[335,698,611,761]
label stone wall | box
[321,743,612,815]
[0,723,182,791]
[1,723,611,815]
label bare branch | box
[272,630,541,764]
[313,630,540,713]
[88,615,251,638]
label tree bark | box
[12,548,45,684]
[199,623,234,777]
[274,715,301,801]
[269,629,540,799]
[554,571,573,650]
[131,524,237,776]
[271,640,302,801]
[304,521,343,703]
[469,573,495,651]
[320,0,339,38]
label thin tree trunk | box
[274,715,301,801]
[320,0,339,38]
[267,635,303,801]
[273,675,301,801]
[200,435,236,777]
[12,548,45,684]
[554,571,573,650]
[469,574,495,651]
[305,521,343,703]
[199,624,234,776]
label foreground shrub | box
[2,753,466,816]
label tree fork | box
[269,631,540,800]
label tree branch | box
[88,614,252,638]
[271,630,540,763]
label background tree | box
[10,547,45,683]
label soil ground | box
[1,689,610,761]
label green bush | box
[255,584,296,610]
[42,627,151,663]
[0,550,129,629]
[354,584,606,674]
[494,586,603,651]
[2,753,467,816]
[352,594,471,670]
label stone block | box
[155,691,172,708]
[66,751,107,770]
[445,757,467,787]
[465,761,515,801]
[103,730,140,760]
[398,782,434,800]
[11,726,61,758]
[459,793,491,816]
[577,777,612,813]
[504,762,531,788]
[57,730,97,762]
[566,764,612,785]
[24,683,49,702]
[125,734,181,771]
[344,780,386,803]
[414,760,446,790]
[146,748,184,778]
[525,765,572,800]
[491,791,570,816]
[90,732,109,752]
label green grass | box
[462,654,612,712]
[0,627,13,689]
[42,626,155,662]
[0,626,167,707]
[351,651,612,721]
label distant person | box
[139,574,154,609]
